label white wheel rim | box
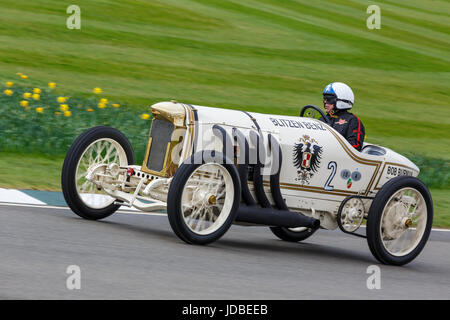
[379,187,427,257]
[180,163,234,236]
[75,138,128,209]
[288,227,308,232]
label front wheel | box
[366,176,433,266]
[61,126,134,220]
[167,151,241,245]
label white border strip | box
[0,188,46,205]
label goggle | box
[323,95,337,105]
[323,95,353,106]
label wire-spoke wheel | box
[62,126,134,220]
[167,151,241,245]
[75,138,128,209]
[339,198,365,233]
[367,176,433,266]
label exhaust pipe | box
[235,205,320,229]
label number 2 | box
[324,161,337,191]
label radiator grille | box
[146,119,174,172]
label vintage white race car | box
[61,101,433,266]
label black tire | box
[61,126,134,220]
[270,226,318,242]
[366,176,433,266]
[167,151,241,245]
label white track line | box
[0,202,166,217]
[0,201,449,232]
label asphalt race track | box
[1,203,449,300]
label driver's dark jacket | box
[319,110,365,151]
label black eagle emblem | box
[293,141,323,173]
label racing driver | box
[319,82,365,151]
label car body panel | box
[143,101,419,229]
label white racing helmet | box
[323,82,354,110]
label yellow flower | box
[33,88,41,94]
[60,104,69,111]
[141,113,151,120]
[112,103,120,108]
[6,81,14,87]
[98,102,106,109]
[20,75,28,79]
[87,108,95,112]
[93,87,102,94]
[36,107,44,113]
[16,73,23,76]
[48,82,56,89]
[57,96,67,103]
[54,111,61,115]
[100,98,108,104]
[64,110,72,117]
[24,92,32,99]
[4,89,13,96]
[32,93,40,100]
[20,100,29,107]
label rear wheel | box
[270,226,318,242]
[366,176,433,266]
[61,126,134,220]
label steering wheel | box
[299,104,331,125]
